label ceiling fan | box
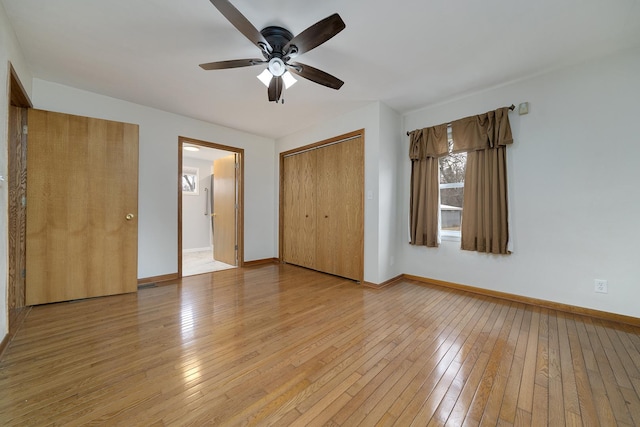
[199,0,345,103]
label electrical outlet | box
[594,279,608,294]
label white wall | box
[401,48,640,318]
[182,158,213,251]
[0,3,34,339]
[377,103,402,282]
[275,101,402,284]
[32,79,276,278]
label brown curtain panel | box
[409,125,448,247]
[461,147,510,253]
[452,107,513,254]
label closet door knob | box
[125,213,135,220]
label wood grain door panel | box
[316,137,364,281]
[213,154,237,266]
[282,150,317,269]
[26,109,139,305]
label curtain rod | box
[406,104,515,136]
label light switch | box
[367,191,373,200]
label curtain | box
[409,125,448,247]
[452,107,513,254]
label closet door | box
[282,149,316,269]
[316,136,364,281]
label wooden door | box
[213,154,237,265]
[282,149,317,269]
[26,109,139,305]
[316,136,364,281]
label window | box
[439,127,466,239]
[182,167,199,195]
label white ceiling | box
[3,0,640,139]
[183,145,232,163]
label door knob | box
[126,213,135,220]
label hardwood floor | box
[1,264,639,426]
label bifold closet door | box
[282,149,317,269]
[316,136,364,281]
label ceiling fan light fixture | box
[202,2,346,102]
[282,71,297,89]
[257,68,272,87]
[268,57,286,77]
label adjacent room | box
[1,0,639,425]
[181,142,239,276]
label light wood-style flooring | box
[1,264,639,426]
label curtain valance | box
[408,124,448,160]
[409,107,512,159]
[451,107,513,153]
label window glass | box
[439,130,466,236]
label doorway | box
[178,137,244,277]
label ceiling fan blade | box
[209,0,272,53]
[199,58,265,70]
[268,76,282,102]
[284,13,345,58]
[288,62,344,90]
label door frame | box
[7,62,32,338]
[178,136,244,277]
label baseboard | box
[404,274,640,328]
[363,274,404,289]
[1,306,31,360]
[243,258,280,267]
[138,273,179,286]
[0,333,9,359]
